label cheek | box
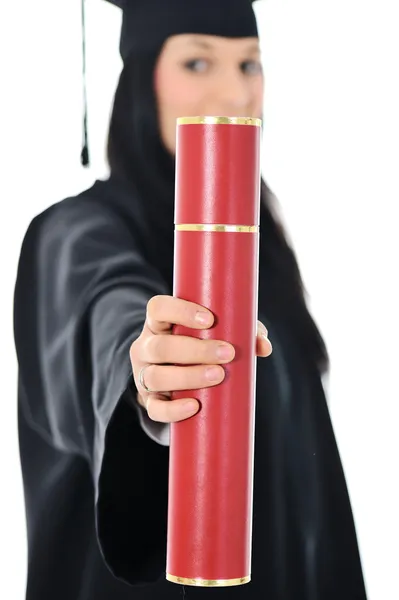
[253,78,264,115]
[155,65,206,152]
[156,68,205,118]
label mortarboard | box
[105,0,258,62]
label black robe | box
[14,177,367,599]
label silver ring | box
[138,364,157,394]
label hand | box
[129,295,272,424]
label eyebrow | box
[187,38,213,50]
[186,37,261,55]
[246,44,261,56]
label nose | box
[212,68,253,115]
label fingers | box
[139,319,273,423]
[131,309,273,426]
[139,363,226,394]
[256,320,273,357]
[140,334,235,365]
[145,295,214,335]
[145,395,200,423]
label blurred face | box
[154,34,264,154]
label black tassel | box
[81,142,89,167]
[81,0,90,167]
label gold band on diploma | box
[175,224,258,233]
[166,574,251,587]
[177,116,262,127]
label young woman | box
[14,0,367,598]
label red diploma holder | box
[166,116,262,587]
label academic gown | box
[14,176,368,599]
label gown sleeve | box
[14,196,172,585]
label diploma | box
[167,116,262,587]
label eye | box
[241,60,263,76]
[183,59,210,73]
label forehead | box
[166,33,261,54]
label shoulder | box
[31,180,126,235]
[15,180,152,302]
[15,179,160,299]
[24,179,143,258]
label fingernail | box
[205,366,223,381]
[262,338,272,353]
[183,401,198,414]
[258,322,268,337]
[195,310,212,325]
[216,344,234,361]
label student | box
[14,0,367,598]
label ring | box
[139,364,157,394]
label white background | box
[1,1,398,598]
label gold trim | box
[177,116,262,127]
[175,224,258,233]
[166,574,251,587]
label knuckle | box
[146,396,166,423]
[143,364,156,390]
[186,303,198,323]
[146,398,157,421]
[146,334,164,361]
[146,295,162,318]
[198,341,210,362]
[209,339,219,355]
[175,300,192,325]
[194,365,207,385]
[129,338,139,363]
[204,340,218,361]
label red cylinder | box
[166,116,262,587]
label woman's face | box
[154,34,264,154]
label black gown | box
[14,177,367,599]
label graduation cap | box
[80,0,259,166]
[106,0,258,61]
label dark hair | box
[108,42,174,197]
[107,44,329,374]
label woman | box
[14,0,367,598]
